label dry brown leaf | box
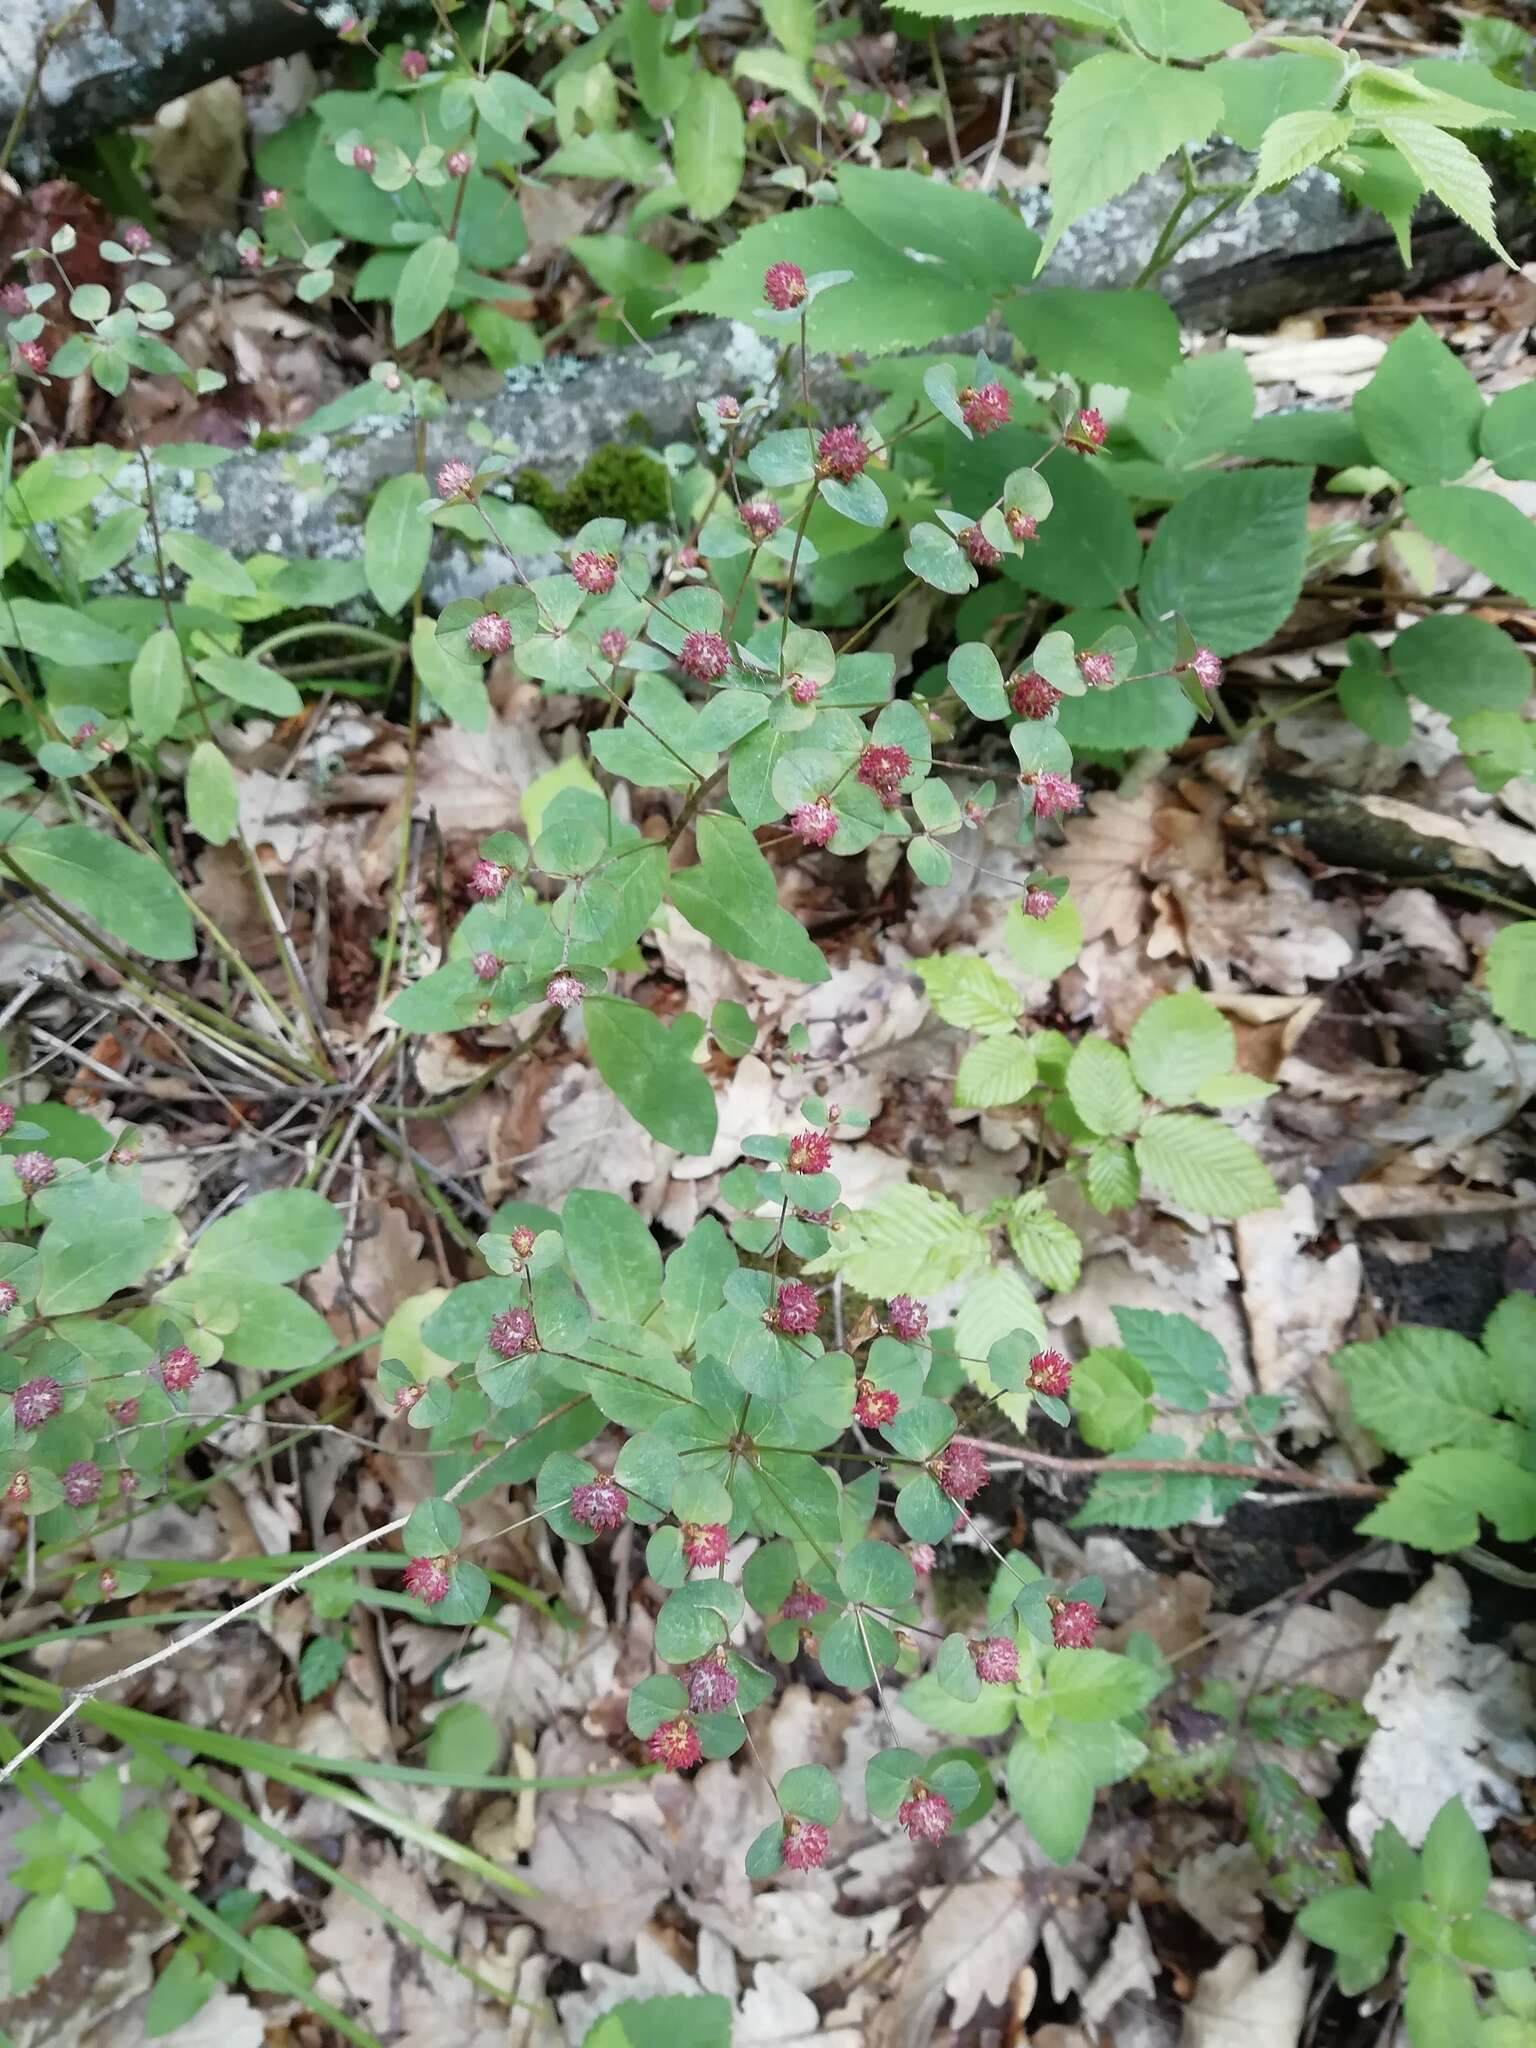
[1233,1185,1360,1432]
[412,718,556,835]
[1181,1931,1311,2048]
[1054,783,1161,946]
[149,83,248,229]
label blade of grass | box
[0,1726,386,2048]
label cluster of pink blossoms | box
[1027,1348,1073,1397]
[570,1478,628,1533]
[768,1279,820,1335]
[790,797,838,848]
[787,1127,832,1174]
[855,743,910,810]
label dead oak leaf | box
[1054,784,1161,947]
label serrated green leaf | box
[1134,1114,1278,1219]
[1379,118,1512,265]
[1405,484,1536,603]
[955,1034,1037,1109]
[1252,108,1353,190]
[1066,1038,1143,1137]
[1357,1449,1536,1553]
[1127,991,1234,1105]
[803,1184,991,1297]
[1331,1325,1503,1455]
[915,954,1023,1036]
[1354,319,1486,484]
[1039,55,1222,268]
[1007,1194,1081,1292]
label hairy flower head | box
[763,261,807,311]
[768,1279,820,1335]
[1051,1599,1098,1649]
[681,1521,729,1570]
[960,381,1011,436]
[647,1714,702,1771]
[679,630,731,683]
[404,1555,451,1605]
[13,1378,61,1429]
[936,1440,987,1502]
[1027,1348,1072,1397]
[572,550,618,595]
[791,798,838,849]
[487,1306,536,1358]
[887,1295,928,1342]
[570,1479,628,1533]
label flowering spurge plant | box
[383,1127,1178,1869]
[0,1132,343,1528]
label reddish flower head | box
[467,611,511,656]
[98,1567,119,1598]
[647,1714,702,1771]
[787,1128,832,1175]
[572,550,618,595]
[782,1817,830,1870]
[540,972,582,1012]
[960,382,1011,437]
[936,1440,987,1502]
[435,458,475,500]
[856,743,911,809]
[780,1579,827,1623]
[400,48,428,78]
[854,1380,900,1429]
[238,244,264,271]
[769,1279,820,1336]
[1022,887,1057,921]
[1051,1599,1099,1650]
[63,1460,102,1507]
[598,628,628,663]
[1009,670,1061,721]
[14,341,47,375]
[716,394,741,423]
[679,630,731,683]
[468,858,510,901]
[0,283,28,316]
[0,1282,15,1316]
[352,143,377,172]
[261,186,284,208]
[13,1378,60,1429]
[159,1346,201,1395]
[472,950,501,983]
[791,798,838,849]
[816,424,870,484]
[741,500,783,546]
[393,1382,424,1417]
[960,525,1001,571]
[763,261,807,312]
[887,1295,928,1342]
[1006,506,1039,544]
[405,1554,452,1605]
[908,1542,936,1578]
[7,1470,30,1504]
[509,1225,537,1259]
[686,1651,738,1713]
[1190,646,1223,691]
[487,1306,537,1358]
[570,1478,628,1533]
[0,1103,13,1136]
[122,222,153,255]
[15,1152,54,1193]
[788,673,820,706]
[681,1521,729,1571]
[1077,650,1116,688]
[1029,773,1083,822]
[1070,406,1107,452]
[972,1635,1020,1684]
[1027,1348,1072,1398]
[898,1789,953,1844]
[446,148,473,178]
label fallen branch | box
[955,1433,1386,1500]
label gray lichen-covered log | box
[0,0,377,167]
[204,155,1533,596]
